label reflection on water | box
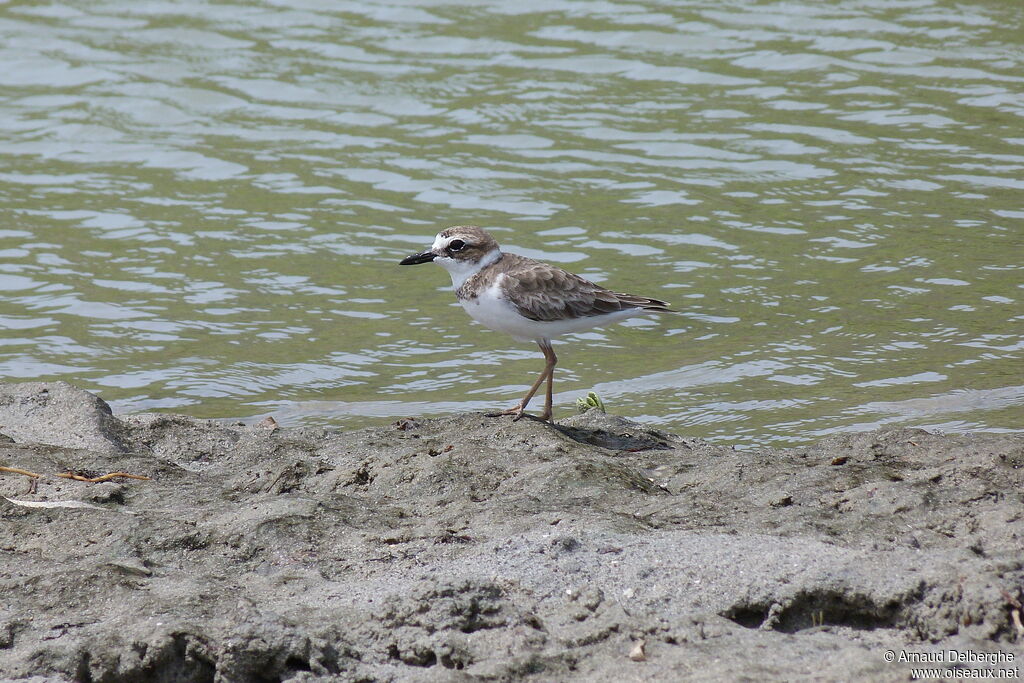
[0,0,1021,447]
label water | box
[1,0,1021,448]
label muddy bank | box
[0,381,1022,682]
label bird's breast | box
[457,280,533,336]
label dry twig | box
[56,472,151,483]
[0,465,42,479]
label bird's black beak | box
[399,250,436,265]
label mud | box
[1,381,1022,681]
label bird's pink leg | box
[486,340,557,422]
[536,340,557,422]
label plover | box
[400,226,673,421]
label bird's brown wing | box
[499,254,672,322]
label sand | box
[1,381,1021,681]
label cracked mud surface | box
[1,381,1022,681]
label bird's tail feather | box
[613,292,676,313]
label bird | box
[399,226,673,422]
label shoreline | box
[1,381,1022,681]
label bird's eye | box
[448,239,466,252]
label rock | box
[0,381,130,454]
[0,382,1021,681]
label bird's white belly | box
[459,281,644,343]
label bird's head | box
[400,226,502,287]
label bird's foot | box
[514,411,554,423]
[485,405,526,420]
[484,408,554,423]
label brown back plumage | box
[459,252,673,322]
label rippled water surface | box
[2,0,1021,447]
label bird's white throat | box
[435,247,502,290]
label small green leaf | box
[576,391,606,414]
